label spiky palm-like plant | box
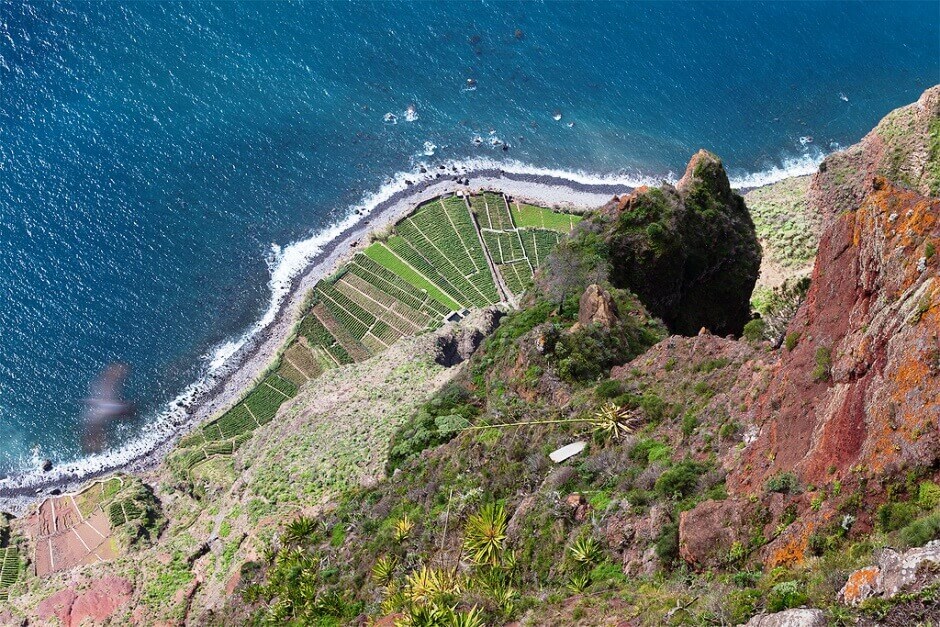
[568,535,603,566]
[566,573,591,594]
[394,515,415,543]
[372,555,398,588]
[451,607,486,627]
[463,503,508,567]
[591,402,638,442]
[405,566,461,605]
[284,516,319,546]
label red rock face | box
[729,179,939,497]
[36,576,134,626]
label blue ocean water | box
[0,1,937,479]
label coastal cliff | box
[1,87,939,627]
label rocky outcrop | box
[809,86,940,225]
[576,283,618,329]
[840,541,940,605]
[678,499,747,568]
[729,179,939,501]
[742,608,826,627]
[603,150,762,336]
[433,306,504,367]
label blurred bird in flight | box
[81,363,135,454]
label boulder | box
[603,150,761,336]
[679,498,746,568]
[839,541,940,605]
[742,608,826,627]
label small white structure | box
[549,441,586,463]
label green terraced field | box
[364,242,463,310]
[0,546,19,600]
[510,201,582,232]
[173,191,575,480]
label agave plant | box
[284,516,319,546]
[463,503,508,566]
[568,535,603,566]
[381,584,408,614]
[451,606,486,627]
[405,566,462,605]
[394,603,454,627]
[591,402,638,442]
[394,515,415,543]
[371,555,398,587]
[566,573,592,594]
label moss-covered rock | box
[602,150,762,336]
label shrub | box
[654,522,680,565]
[595,379,624,399]
[639,393,666,422]
[743,318,767,342]
[630,439,671,466]
[386,384,479,473]
[877,501,918,533]
[765,472,799,494]
[926,241,936,259]
[784,332,800,351]
[812,346,832,382]
[899,513,940,548]
[766,580,807,612]
[655,461,703,499]
[918,481,940,510]
[681,411,699,436]
[719,421,740,440]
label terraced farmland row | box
[173,191,581,482]
[0,546,18,601]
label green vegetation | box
[510,201,582,232]
[743,176,819,268]
[812,346,832,382]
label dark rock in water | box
[466,78,477,88]
[49,488,61,496]
[41,459,53,472]
[468,34,481,45]
[502,144,509,151]
[514,28,525,40]
[404,179,412,186]
[602,150,761,336]
[419,166,427,173]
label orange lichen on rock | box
[840,566,880,605]
[766,524,812,569]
